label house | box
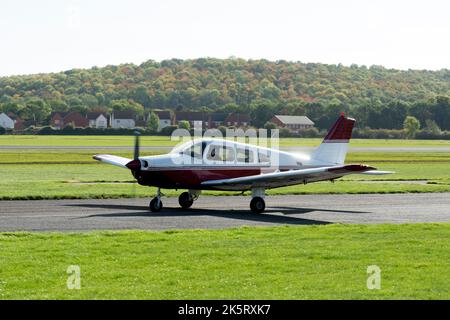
[270,115,314,132]
[224,113,251,127]
[63,112,89,128]
[50,112,68,129]
[209,113,228,128]
[154,110,173,131]
[111,111,136,129]
[87,112,108,129]
[0,112,15,129]
[50,112,89,129]
[175,112,210,129]
[14,118,25,130]
[8,113,26,130]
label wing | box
[201,164,391,190]
[93,154,132,169]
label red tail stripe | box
[324,115,355,141]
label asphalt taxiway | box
[0,193,449,232]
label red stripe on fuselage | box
[137,168,261,189]
[135,165,303,189]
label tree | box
[110,99,144,115]
[22,98,51,124]
[424,119,441,135]
[250,99,276,128]
[147,112,160,133]
[178,120,190,130]
[131,86,151,108]
[264,122,277,130]
[403,116,420,139]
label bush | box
[39,126,56,134]
[416,130,450,140]
[353,129,405,139]
[297,127,320,138]
[160,125,178,136]
[0,126,5,135]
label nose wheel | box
[149,197,163,212]
[149,188,163,212]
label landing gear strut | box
[250,188,266,213]
[149,188,163,212]
[178,190,200,209]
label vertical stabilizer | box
[311,113,355,165]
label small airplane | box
[94,113,392,213]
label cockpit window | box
[177,141,208,159]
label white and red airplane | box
[94,114,392,213]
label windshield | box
[171,140,208,159]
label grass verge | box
[0,224,449,299]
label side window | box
[207,145,235,162]
[236,148,254,163]
[221,146,235,162]
[258,151,271,164]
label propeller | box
[126,131,142,173]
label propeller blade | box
[134,131,140,160]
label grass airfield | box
[1,224,449,299]
[0,135,449,299]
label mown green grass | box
[2,135,450,147]
[0,224,449,299]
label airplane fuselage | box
[132,139,333,191]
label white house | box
[87,112,108,128]
[110,111,136,129]
[0,113,15,129]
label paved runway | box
[0,193,449,232]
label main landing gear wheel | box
[250,197,265,213]
[178,192,194,209]
[149,197,163,212]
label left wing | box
[201,164,391,190]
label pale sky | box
[1,0,449,76]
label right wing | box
[93,154,132,169]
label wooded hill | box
[1,58,449,130]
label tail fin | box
[311,113,355,165]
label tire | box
[149,197,163,212]
[178,192,194,209]
[250,197,265,213]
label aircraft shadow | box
[63,203,369,226]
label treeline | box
[0,58,449,131]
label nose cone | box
[126,159,141,170]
